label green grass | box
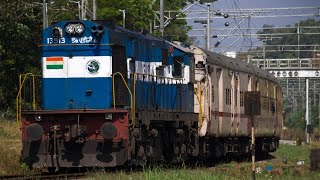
[0,119,25,175]
[0,120,20,140]
[273,144,310,163]
[89,144,320,180]
[0,119,43,176]
[89,168,237,180]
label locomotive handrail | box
[16,73,38,123]
[112,72,184,128]
[135,72,184,112]
[135,72,184,80]
[112,72,135,127]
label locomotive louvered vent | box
[112,45,129,106]
[110,31,122,45]
[134,41,138,57]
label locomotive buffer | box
[244,91,261,180]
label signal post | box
[245,91,261,180]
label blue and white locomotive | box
[20,20,282,169]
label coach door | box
[208,67,220,137]
[112,45,129,107]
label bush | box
[281,128,306,141]
[312,128,320,141]
[0,108,15,121]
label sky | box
[185,0,320,53]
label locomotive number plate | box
[244,91,261,115]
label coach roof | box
[201,48,277,82]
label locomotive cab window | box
[156,66,164,76]
[172,56,184,77]
[128,58,135,73]
[162,49,168,65]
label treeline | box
[254,19,320,59]
[0,0,42,109]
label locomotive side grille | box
[134,41,138,57]
[112,45,129,106]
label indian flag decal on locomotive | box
[46,57,63,69]
[42,56,112,78]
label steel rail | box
[0,172,86,180]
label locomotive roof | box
[94,20,192,53]
[167,41,193,54]
[201,49,278,83]
[114,26,168,48]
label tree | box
[47,0,82,21]
[153,0,191,42]
[97,0,154,32]
[0,0,42,108]
[284,96,306,130]
[310,105,319,128]
[254,19,320,59]
[96,0,191,43]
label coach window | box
[216,68,222,79]
[266,80,269,96]
[235,76,238,106]
[212,85,214,103]
[273,84,277,99]
[248,75,252,91]
[156,66,164,77]
[255,80,259,91]
[173,56,184,77]
[240,91,244,107]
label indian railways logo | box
[87,60,100,74]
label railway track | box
[0,172,87,180]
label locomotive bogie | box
[21,110,129,168]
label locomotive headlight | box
[35,114,42,121]
[97,25,104,33]
[65,23,75,34]
[74,23,85,34]
[52,27,62,37]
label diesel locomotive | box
[18,20,282,169]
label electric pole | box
[42,0,48,29]
[160,0,164,36]
[263,40,266,69]
[119,10,126,28]
[306,78,310,143]
[93,0,96,20]
[206,3,211,51]
[297,21,300,67]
